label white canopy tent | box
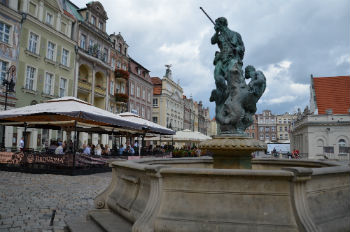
[118,112,174,135]
[146,129,211,147]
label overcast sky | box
[74,0,350,118]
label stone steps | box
[66,209,132,232]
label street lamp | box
[1,65,16,148]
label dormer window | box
[91,16,96,25]
[137,68,142,75]
[118,43,122,52]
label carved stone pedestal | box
[199,135,266,169]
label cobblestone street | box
[0,171,112,232]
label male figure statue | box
[211,17,245,92]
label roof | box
[151,77,162,85]
[151,77,162,95]
[65,0,84,21]
[313,76,350,114]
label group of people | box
[82,144,111,156]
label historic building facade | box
[257,110,277,143]
[151,66,184,131]
[183,95,194,131]
[291,75,350,160]
[69,1,112,110]
[128,58,153,120]
[276,112,296,142]
[109,32,129,113]
[17,0,76,107]
[0,0,21,111]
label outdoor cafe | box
[0,97,174,174]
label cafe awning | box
[0,97,142,131]
[118,112,175,135]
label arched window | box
[338,139,346,147]
[317,139,324,147]
[338,139,347,155]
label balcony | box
[115,93,128,103]
[81,46,108,63]
[115,69,129,81]
[94,85,106,96]
[78,79,92,91]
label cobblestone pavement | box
[0,171,112,232]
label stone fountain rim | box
[111,157,350,177]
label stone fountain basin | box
[93,158,350,232]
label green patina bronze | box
[209,17,266,135]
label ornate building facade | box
[128,58,153,120]
[152,66,184,131]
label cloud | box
[336,54,350,66]
[72,0,349,118]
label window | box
[153,98,158,107]
[284,119,287,124]
[25,66,36,90]
[118,43,121,52]
[252,125,254,129]
[91,16,96,25]
[142,89,145,100]
[259,134,264,140]
[111,57,115,68]
[137,68,142,75]
[279,134,283,139]
[0,22,11,44]
[338,139,348,154]
[89,39,94,48]
[285,134,288,139]
[278,119,282,124]
[0,60,8,83]
[121,83,125,93]
[103,48,108,62]
[80,34,86,49]
[98,21,103,30]
[147,92,151,102]
[284,126,288,131]
[153,117,158,123]
[252,132,255,138]
[46,12,53,25]
[122,64,127,70]
[279,126,282,132]
[265,127,269,132]
[141,106,145,118]
[266,134,269,139]
[47,41,55,60]
[136,86,140,98]
[61,48,69,66]
[117,61,121,69]
[272,134,276,140]
[259,127,264,132]
[130,83,134,95]
[110,81,114,95]
[59,78,67,97]
[44,72,54,95]
[28,32,39,54]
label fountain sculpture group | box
[68,17,350,232]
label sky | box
[73,0,350,118]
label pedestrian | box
[83,144,91,155]
[19,137,24,151]
[95,144,102,156]
[118,144,125,155]
[55,142,65,155]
